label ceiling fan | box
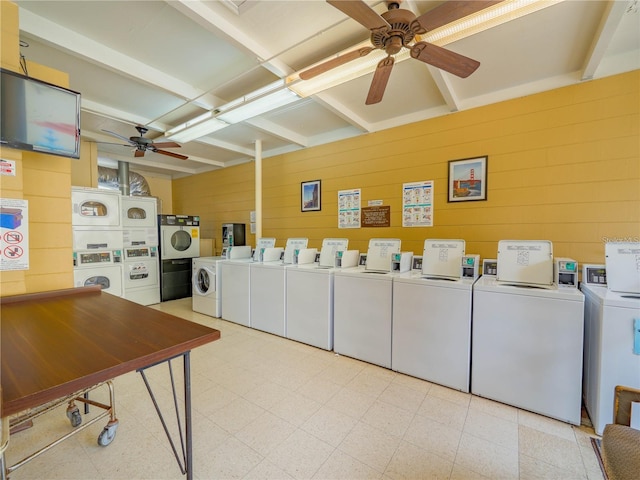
[300,0,500,105]
[100,125,188,160]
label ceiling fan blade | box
[366,56,394,105]
[134,149,145,158]
[327,0,390,31]
[154,149,189,160]
[416,1,502,32]
[150,141,181,149]
[410,42,479,78]
[299,47,375,80]
[102,129,135,145]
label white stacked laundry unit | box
[71,187,123,297]
[120,196,160,305]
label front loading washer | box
[192,256,224,317]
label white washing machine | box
[73,227,123,251]
[122,196,158,247]
[285,239,350,350]
[122,245,160,305]
[393,275,477,392]
[192,256,224,317]
[250,239,307,337]
[71,186,121,227]
[220,258,251,326]
[73,249,124,297]
[158,214,200,260]
[581,283,640,435]
[472,276,585,424]
[333,239,404,369]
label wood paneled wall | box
[1,2,75,295]
[174,70,639,265]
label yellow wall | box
[173,162,255,254]
[174,70,639,265]
[1,1,75,296]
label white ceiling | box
[14,0,640,179]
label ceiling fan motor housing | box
[373,8,426,55]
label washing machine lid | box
[365,238,401,273]
[605,242,640,294]
[496,240,553,287]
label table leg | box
[138,351,194,480]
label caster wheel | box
[97,423,118,446]
[66,407,82,428]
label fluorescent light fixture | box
[217,88,300,124]
[166,111,228,143]
[287,0,562,97]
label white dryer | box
[158,214,200,260]
[122,196,158,247]
[122,245,160,305]
[71,187,121,227]
[73,249,123,297]
[472,276,585,424]
[192,256,224,317]
[582,283,640,435]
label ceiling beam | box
[426,67,461,112]
[311,93,372,133]
[245,117,309,147]
[171,0,294,78]
[581,0,629,80]
[194,137,256,157]
[18,8,213,104]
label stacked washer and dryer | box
[121,195,160,305]
[158,214,200,301]
[72,187,160,305]
[72,187,124,297]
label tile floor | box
[5,298,605,480]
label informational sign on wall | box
[402,181,433,227]
[338,188,361,229]
[362,205,391,227]
[0,197,29,271]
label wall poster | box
[1,197,29,271]
[402,181,433,227]
[338,188,361,229]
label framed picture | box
[301,179,321,212]
[448,156,488,202]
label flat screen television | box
[0,68,81,159]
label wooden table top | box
[1,286,220,417]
